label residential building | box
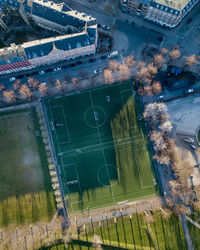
[0,0,97,75]
[120,0,199,28]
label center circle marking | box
[84,106,106,128]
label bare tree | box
[104,69,114,84]
[3,90,16,103]
[147,63,158,77]
[28,77,39,89]
[0,84,5,91]
[143,102,168,125]
[118,64,130,81]
[160,48,168,56]
[55,79,64,93]
[124,55,135,68]
[184,54,197,67]
[159,120,172,132]
[154,153,170,165]
[152,81,162,95]
[150,131,167,151]
[13,80,21,91]
[169,49,181,61]
[71,77,79,87]
[144,85,153,97]
[19,84,32,100]
[38,83,48,96]
[108,60,120,72]
[153,54,165,68]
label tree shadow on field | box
[0,108,56,227]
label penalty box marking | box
[60,160,83,201]
[48,101,71,152]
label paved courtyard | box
[167,93,200,136]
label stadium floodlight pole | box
[99,221,104,244]
[114,217,120,248]
[46,224,48,238]
[15,228,18,241]
[90,216,94,235]
[129,215,136,250]
[105,213,111,245]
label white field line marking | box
[89,90,115,203]
[61,136,144,156]
[52,104,70,143]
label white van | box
[107,51,119,59]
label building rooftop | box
[153,0,191,11]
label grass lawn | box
[0,108,56,227]
[79,209,187,249]
[44,81,156,213]
[187,213,200,250]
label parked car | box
[53,67,61,71]
[191,144,197,150]
[185,88,194,94]
[187,18,192,24]
[69,63,75,67]
[39,70,45,74]
[97,24,101,28]
[102,25,110,30]
[108,51,119,59]
[89,58,96,62]
[9,77,16,82]
[182,136,194,143]
[157,95,164,101]
[94,69,102,74]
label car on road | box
[191,144,197,150]
[39,70,45,74]
[187,18,192,24]
[97,24,101,28]
[108,50,119,59]
[157,95,164,101]
[53,67,61,71]
[102,25,110,30]
[94,69,102,74]
[89,58,96,62]
[9,77,16,82]
[185,88,194,94]
[182,136,194,143]
[69,63,75,67]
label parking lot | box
[167,94,200,185]
[167,94,200,136]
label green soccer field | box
[44,82,156,213]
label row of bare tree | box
[104,47,200,98]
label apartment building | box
[120,0,199,27]
[0,0,97,75]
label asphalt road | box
[116,20,162,56]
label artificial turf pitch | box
[44,82,156,213]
